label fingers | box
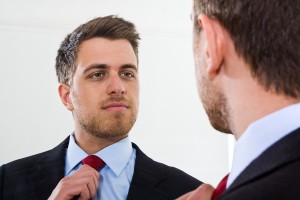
[177,184,215,200]
[48,165,100,200]
[72,165,99,197]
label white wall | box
[0,0,232,186]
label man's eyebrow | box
[82,63,138,74]
[120,64,138,71]
[83,64,109,74]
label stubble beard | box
[199,75,232,134]
[193,27,232,134]
[76,98,138,139]
[80,111,137,139]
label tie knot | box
[82,155,105,171]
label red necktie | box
[82,155,105,171]
[212,174,229,200]
[79,155,105,200]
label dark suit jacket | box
[0,137,201,200]
[219,128,300,200]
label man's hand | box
[48,165,100,200]
[177,184,215,200]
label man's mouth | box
[102,102,129,111]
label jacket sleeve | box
[0,164,5,200]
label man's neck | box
[227,82,300,140]
[73,131,128,154]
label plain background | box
[0,0,234,186]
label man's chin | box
[92,131,129,139]
[95,121,134,138]
[211,122,232,134]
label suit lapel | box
[127,143,169,200]
[225,128,300,195]
[28,137,69,199]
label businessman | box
[179,0,300,199]
[0,16,201,200]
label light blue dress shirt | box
[65,134,136,200]
[227,103,300,188]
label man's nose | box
[106,75,126,96]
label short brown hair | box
[55,15,140,84]
[194,0,300,98]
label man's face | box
[192,9,231,133]
[69,37,139,139]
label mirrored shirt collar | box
[65,133,133,177]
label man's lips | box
[102,102,129,111]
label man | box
[179,0,300,199]
[0,16,201,200]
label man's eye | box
[120,72,135,78]
[90,72,105,78]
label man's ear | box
[198,14,225,78]
[58,83,74,111]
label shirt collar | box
[65,134,133,177]
[227,102,300,187]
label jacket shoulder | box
[130,143,202,199]
[1,137,69,173]
[0,137,69,200]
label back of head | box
[194,0,300,98]
[55,15,140,85]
